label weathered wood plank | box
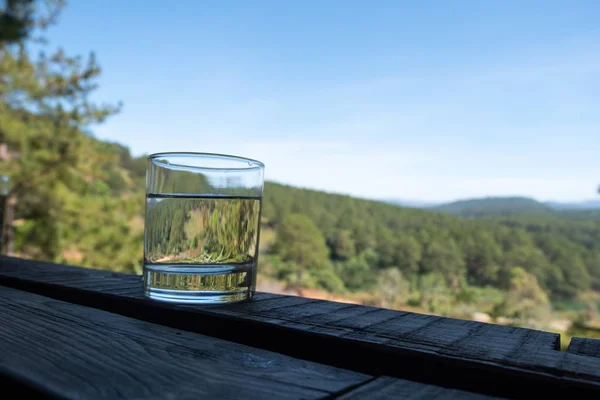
[567,337,600,358]
[339,376,503,399]
[0,285,369,399]
[1,257,600,398]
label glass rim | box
[148,152,264,171]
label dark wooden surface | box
[0,285,369,399]
[1,256,600,399]
[338,377,498,400]
[567,337,600,358]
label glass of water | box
[143,152,264,304]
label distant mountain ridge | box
[431,197,600,219]
[433,197,553,217]
[384,196,600,219]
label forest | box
[261,183,600,296]
[1,1,599,341]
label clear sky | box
[43,0,599,202]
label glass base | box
[143,264,255,304]
[144,287,253,304]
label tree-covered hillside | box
[261,183,600,300]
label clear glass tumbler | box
[143,152,264,304]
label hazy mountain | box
[432,197,553,218]
[417,196,600,220]
[385,197,600,213]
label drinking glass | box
[143,152,264,304]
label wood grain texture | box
[567,337,600,358]
[339,377,503,400]
[0,285,370,400]
[1,257,600,398]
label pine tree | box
[0,0,131,265]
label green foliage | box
[493,267,551,327]
[393,233,422,277]
[272,213,331,289]
[418,273,453,314]
[0,0,66,45]
[462,230,501,286]
[420,237,464,286]
[260,182,599,303]
[327,229,355,261]
[377,268,410,308]
[337,252,373,292]
[307,262,346,293]
[1,0,139,272]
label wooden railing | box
[0,256,599,399]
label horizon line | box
[265,179,600,206]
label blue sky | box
[44,1,599,202]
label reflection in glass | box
[143,153,264,304]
